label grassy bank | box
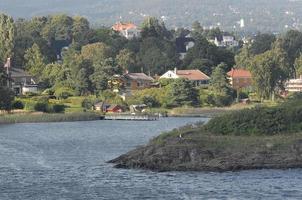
[109,94,302,172]
[110,121,302,172]
[0,112,104,124]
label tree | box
[183,35,234,74]
[24,43,46,80]
[0,86,14,111]
[72,16,90,45]
[192,21,203,34]
[0,14,15,64]
[168,79,199,107]
[277,30,302,77]
[90,58,118,95]
[141,17,171,39]
[42,14,73,43]
[250,33,276,55]
[295,54,302,78]
[81,42,112,64]
[41,63,62,87]
[209,65,231,95]
[116,49,137,73]
[235,46,252,69]
[188,58,214,75]
[251,47,290,100]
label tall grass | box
[0,112,103,124]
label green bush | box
[81,99,94,110]
[51,104,65,113]
[54,87,75,99]
[142,95,160,108]
[12,100,24,109]
[205,95,302,135]
[206,94,234,107]
[42,88,55,96]
[34,102,49,112]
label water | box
[0,118,302,200]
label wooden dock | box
[104,114,159,121]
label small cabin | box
[107,105,123,113]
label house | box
[93,102,110,112]
[284,76,302,92]
[110,73,155,97]
[9,68,38,95]
[160,68,210,86]
[227,68,253,89]
[210,36,239,48]
[107,105,123,113]
[112,22,140,39]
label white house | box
[210,36,239,48]
[160,68,210,86]
[10,68,38,95]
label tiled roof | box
[124,73,154,81]
[227,69,252,78]
[176,70,210,81]
[112,22,137,32]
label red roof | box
[227,69,252,78]
[112,22,137,32]
[176,70,210,81]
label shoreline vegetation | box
[0,112,104,124]
[0,103,251,124]
[109,94,302,172]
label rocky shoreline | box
[108,130,302,172]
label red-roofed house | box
[227,68,253,89]
[112,22,140,39]
[160,68,210,86]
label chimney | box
[174,67,177,74]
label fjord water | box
[0,118,302,200]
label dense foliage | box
[205,94,302,135]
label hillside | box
[1,0,302,32]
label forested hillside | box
[1,0,302,32]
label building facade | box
[227,68,253,90]
[9,68,38,95]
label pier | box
[104,114,159,121]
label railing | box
[104,114,159,121]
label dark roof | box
[123,73,154,81]
[10,68,32,78]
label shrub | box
[42,88,55,96]
[82,99,94,110]
[54,87,75,99]
[34,102,49,112]
[12,100,24,109]
[205,95,302,136]
[142,95,160,108]
[206,94,234,107]
[51,104,65,113]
